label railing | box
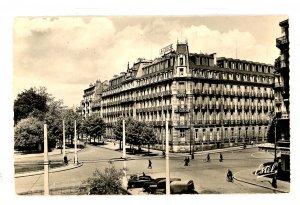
[193,89,201,95]
[275,99,282,105]
[274,83,283,88]
[176,89,186,98]
[174,106,189,113]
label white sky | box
[13,16,287,107]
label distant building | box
[274,19,290,172]
[101,41,275,152]
[76,80,108,118]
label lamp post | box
[274,119,277,162]
[44,124,49,195]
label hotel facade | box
[100,42,275,152]
[274,19,290,172]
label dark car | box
[127,175,153,189]
[143,177,166,193]
[153,178,181,194]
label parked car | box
[170,180,197,194]
[127,175,153,189]
[154,178,182,194]
[143,177,166,193]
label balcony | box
[255,92,261,98]
[193,120,202,126]
[193,89,201,96]
[263,93,268,98]
[163,105,172,111]
[236,91,242,97]
[229,104,235,110]
[176,90,187,98]
[201,104,207,110]
[215,104,220,110]
[282,112,289,119]
[194,104,201,110]
[275,99,282,105]
[237,105,242,110]
[223,104,229,110]
[209,104,216,110]
[274,83,284,89]
[202,89,208,95]
[174,106,189,113]
[175,121,189,129]
[257,105,262,111]
[276,36,289,48]
[162,90,172,97]
[244,92,250,97]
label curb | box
[233,173,288,193]
[15,162,83,178]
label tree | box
[85,114,106,143]
[141,123,157,155]
[14,116,44,152]
[112,117,125,150]
[14,87,48,125]
[83,166,124,195]
[112,118,157,153]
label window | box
[180,129,185,137]
[180,68,184,76]
[180,57,183,65]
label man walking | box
[148,159,152,169]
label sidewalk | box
[101,141,254,158]
[14,148,81,160]
[233,168,290,193]
[15,162,83,178]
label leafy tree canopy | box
[14,87,49,124]
[14,116,44,151]
[83,166,124,195]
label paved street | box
[15,145,288,194]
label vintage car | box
[170,180,196,194]
[127,175,154,189]
[153,178,182,194]
[143,177,166,193]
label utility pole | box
[165,117,170,195]
[63,119,65,157]
[122,119,127,187]
[74,120,78,164]
[44,124,49,195]
[274,119,277,161]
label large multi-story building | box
[77,80,108,118]
[274,19,290,172]
[101,41,275,152]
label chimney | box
[212,53,217,66]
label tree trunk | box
[148,144,150,156]
[119,139,122,150]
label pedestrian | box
[187,156,190,166]
[142,172,145,176]
[272,175,277,188]
[206,153,210,162]
[227,169,233,182]
[184,157,188,166]
[64,155,68,165]
[148,159,152,169]
[191,153,195,160]
[219,153,223,162]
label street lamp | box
[274,119,277,162]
